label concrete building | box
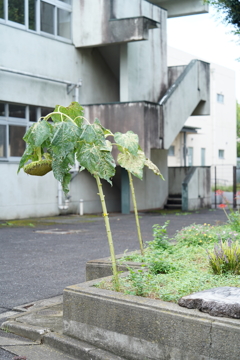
[0,0,210,220]
[167,46,236,187]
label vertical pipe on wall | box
[233,166,237,209]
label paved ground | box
[0,208,228,359]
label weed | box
[147,221,170,250]
[207,239,240,275]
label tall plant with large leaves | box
[18,101,164,288]
[108,130,164,255]
[18,102,120,290]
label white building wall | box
[167,46,236,172]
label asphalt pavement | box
[0,208,228,359]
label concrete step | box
[165,203,182,209]
[1,321,126,360]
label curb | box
[1,320,126,360]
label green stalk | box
[128,171,144,256]
[95,175,120,291]
[36,147,42,161]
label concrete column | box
[121,168,130,214]
[120,43,128,102]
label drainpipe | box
[58,182,69,210]
[79,199,84,216]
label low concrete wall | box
[63,279,240,360]
[86,253,141,281]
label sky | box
[167,5,240,102]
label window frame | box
[0,102,53,161]
[217,93,224,104]
[218,149,225,159]
[168,145,175,157]
[0,0,72,42]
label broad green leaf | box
[76,143,115,184]
[80,119,106,146]
[23,120,52,147]
[94,118,113,137]
[51,152,75,193]
[51,121,81,157]
[114,131,139,156]
[145,158,165,180]
[17,144,38,173]
[100,140,112,152]
[117,149,145,180]
[51,102,84,125]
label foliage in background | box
[205,0,240,37]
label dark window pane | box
[29,106,38,122]
[8,0,24,24]
[9,104,26,118]
[41,2,54,34]
[0,0,4,19]
[57,8,71,39]
[41,107,53,117]
[0,125,7,157]
[0,102,5,116]
[9,125,26,157]
[29,0,36,30]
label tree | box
[205,1,240,37]
[237,102,240,158]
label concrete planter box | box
[86,252,142,281]
[63,277,240,360]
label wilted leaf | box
[145,158,165,180]
[51,102,84,125]
[51,121,81,157]
[17,145,39,173]
[114,131,139,156]
[23,120,52,147]
[51,152,75,193]
[117,149,145,180]
[76,143,115,184]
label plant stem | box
[128,171,144,256]
[95,175,120,291]
[36,147,42,161]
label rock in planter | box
[63,278,240,360]
[178,286,240,319]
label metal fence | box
[211,165,239,208]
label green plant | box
[148,258,176,275]
[207,239,240,275]
[147,221,171,250]
[112,131,164,255]
[18,101,163,290]
[18,102,120,290]
[216,189,240,232]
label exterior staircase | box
[165,194,182,210]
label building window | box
[168,145,175,156]
[219,149,224,159]
[0,0,4,19]
[0,102,53,160]
[8,0,24,24]
[188,147,193,166]
[201,148,206,166]
[0,0,71,40]
[217,93,224,104]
